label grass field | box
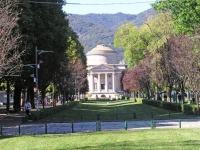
[1,129,200,150]
[37,100,197,123]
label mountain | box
[67,8,156,61]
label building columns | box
[91,74,94,92]
[98,74,101,92]
[105,73,108,92]
[112,73,115,92]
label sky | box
[62,0,156,15]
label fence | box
[1,119,200,136]
[35,111,194,123]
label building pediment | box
[90,64,115,71]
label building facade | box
[86,45,127,99]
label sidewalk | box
[0,102,60,126]
[1,118,200,135]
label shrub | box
[142,99,198,113]
[130,97,136,102]
[101,95,106,98]
[99,97,109,100]
[31,101,79,121]
[182,104,197,115]
[136,98,144,104]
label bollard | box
[19,125,20,135]
[133,113,136,119]
[72,123,74,133]
[96,121,101,131]
[97,114,100,120]
[45,124,47,134]
[151,120,156,129]
[124,121,127,130]
[22,116,28,123]
[179,119,181,128]
[151,120,153,129]
[0,126,2,135]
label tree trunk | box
[41,88,45,109]
[6,80,10,113]
[13,84,22,112]
[195,92,199,116]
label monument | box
[86,44,127,99]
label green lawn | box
[1,129,200,150]
[37,100,197,123]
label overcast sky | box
[62,0,156,15]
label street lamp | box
[35,46,53,110]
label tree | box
[114,12,174,69]
[152,0,200,35]
[114,23,147,68]
[159,43,178,102]
[0,0,24,78]
[72,59,88,97]
[118,70,127,91]
[0,0,26,112]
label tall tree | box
[114,23,147,68]
[152,0,200,35]
[114,12,174,69]
[0,0,24,78]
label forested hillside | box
[67,8,156,61]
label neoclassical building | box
[86,44,127,98]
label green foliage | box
[143,99,198,115]
[152,0,200,35]
[129,97,137,102]
[114,23,146,68]
[143,99,163,107]
[80,98,88,103]
[125,97,130,100]
[182,104,197,115]
[135,98,144,104]
[87,93,92,98]
[114,12,173,68]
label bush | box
[143,99,198,114]
[130,97,136,102]
[125,97,130,100]
[31,101,79,121]
[80,98,88,103]
[99,97,109,100]
[136,98,144,104]
[100,95,106,98]
[182,104,197,115]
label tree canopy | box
[152,0,200,35]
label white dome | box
[86,45,118,65]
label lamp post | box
[35,46,53,110]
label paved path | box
[1,118,200,135]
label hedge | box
[31,101,79,121]
[142,99,198,115]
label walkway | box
[1,118,200,135]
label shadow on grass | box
[36,101,197,123]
